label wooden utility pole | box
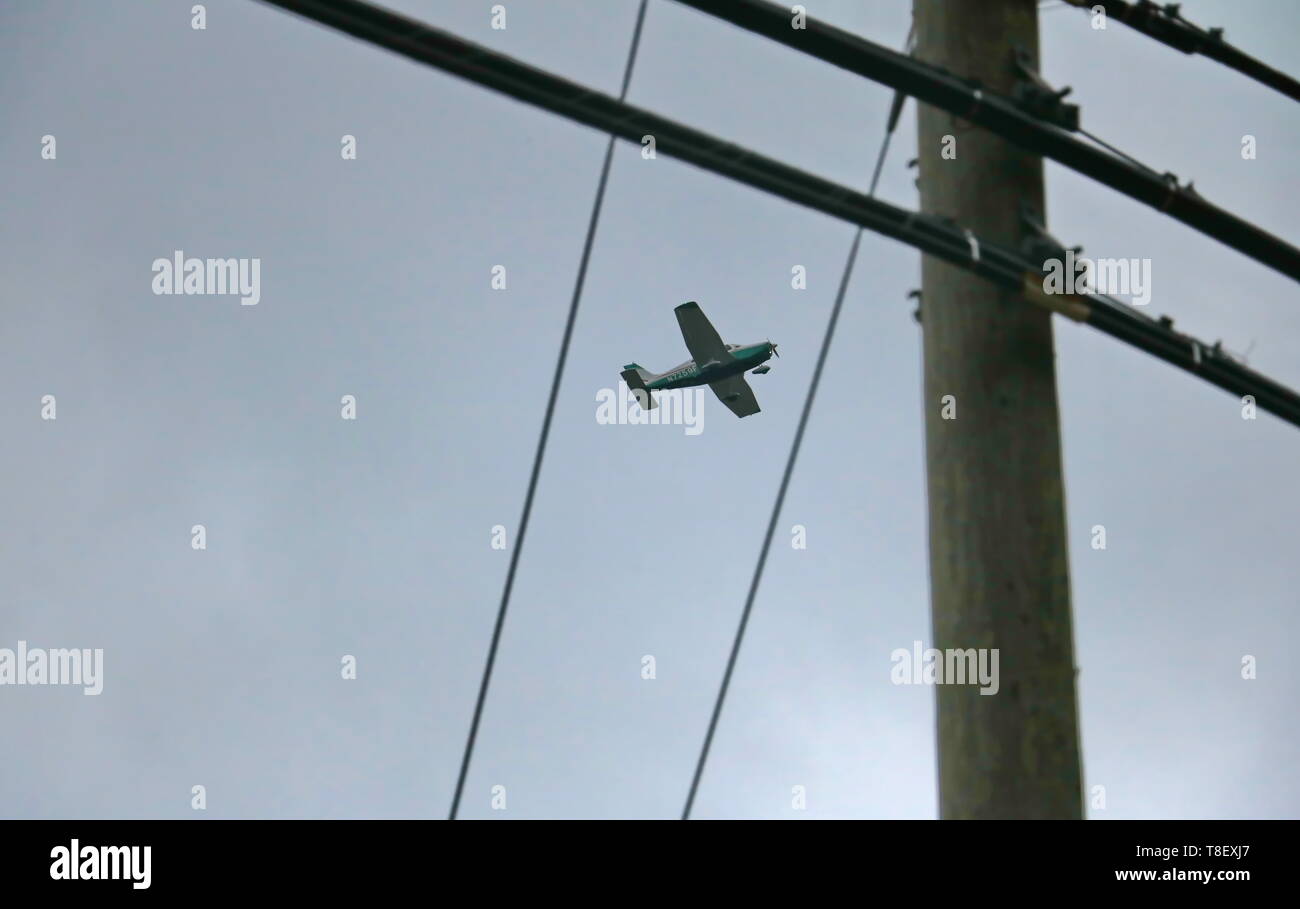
[914,0,1084,819]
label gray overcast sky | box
[2,0,1297,819]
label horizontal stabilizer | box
[621,368,656,410]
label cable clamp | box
[1157,172,1201,211]
[1010,46,1079,131]
[1019,202,1081,269]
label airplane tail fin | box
[621,364,656,410]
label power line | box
[252,0,1300,820]
[1078,126,1161,177]
[683,49,907,817]
[681,231,862,820]
[256,0,1300,429]
[446,0,650,820]
[671,0,1300,285]
[252,0,1067,288]
[1062,0,1300,103]
[867,26,915,196]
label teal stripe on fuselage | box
[646,343,770,390]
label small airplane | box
[621,301,778,418]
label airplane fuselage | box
[622,302,774,418]
[645,342,775,390]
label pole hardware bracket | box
[1010,46,1079,131]
[1124,2,1227,54]
[1020,202,1081,269]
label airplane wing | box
[709,373,761,418]
[674,302,731,367]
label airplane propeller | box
[769,340,780,358]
